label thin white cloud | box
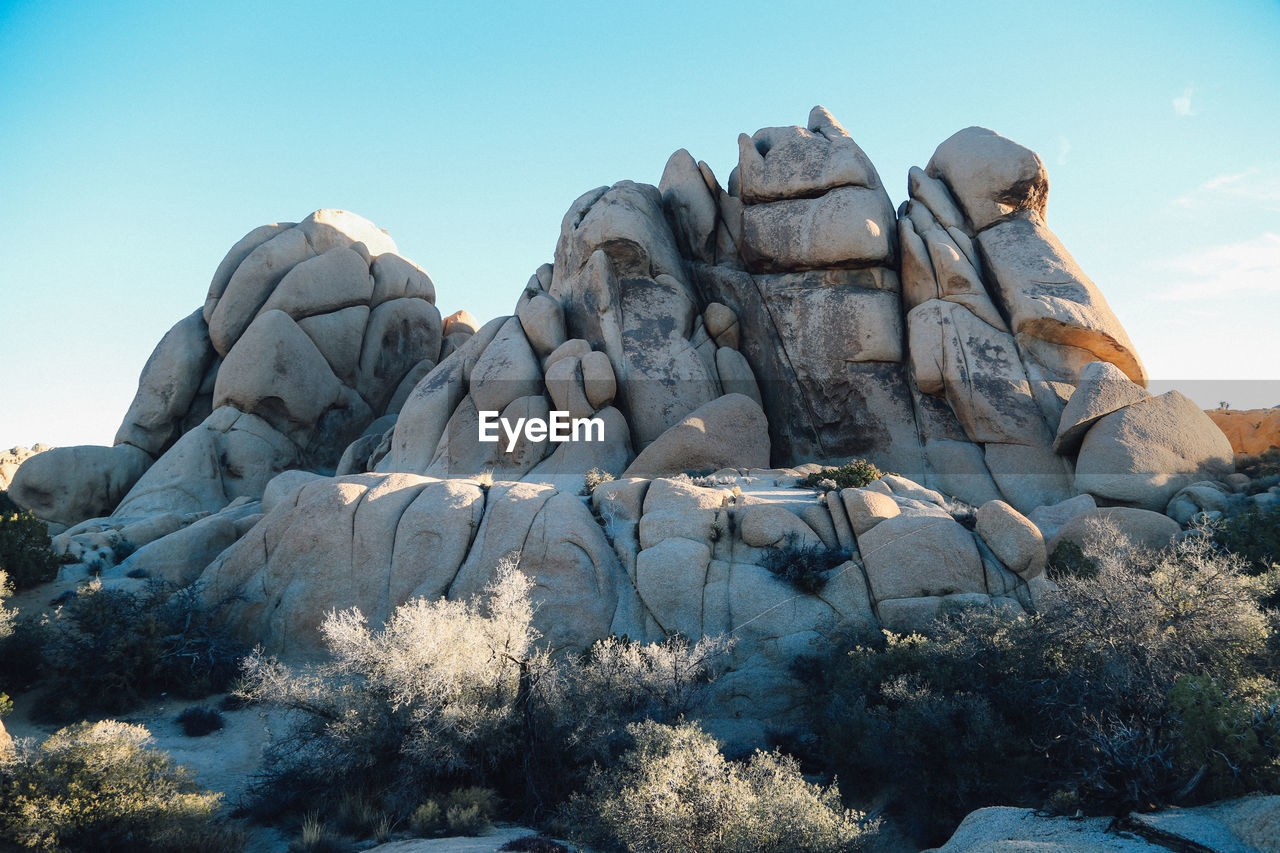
[1056,136,1071,166]
[1171,166,1280,211]
[1173,86,1195,116]
[1156,232,1280,301]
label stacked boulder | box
[376,177,772,490]
[674,108,927,479]
[13,210,444,571]
[5,107,1251,736]
[897,127,1234,514]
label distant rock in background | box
[0,444,48,492]
[1208,406,1280,456]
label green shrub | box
[1168,674,1280,800]
[1237,447,1280,484]
[760,533,850,594]
[408,800,443,836]
[580,467,615,496]
[565,720,876,853]
[0,506,58,590]
[0,491,17,515]
[1046,539,1099,580]
[799,534,1279,843]
[801,459,884,491]
[445,803,490,836]
[0,720,228,852]
[32,580,246,722]
[1212,505,1280,575]
[176,706,225,737]
[443,787,499,823]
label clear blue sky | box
[2,0,1278,450]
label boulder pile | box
[7,108,1253,732]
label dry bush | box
[0,720,231,852]
[565,719,876,853]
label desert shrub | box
[240,556,731,825]
[1237,447,1280,485]
[1212,505,1280,576]
[0,491,17,515]
[0,720,228,852]
[1168,675,1280,800]
[32,579,246,722]
[760,533,850,594]
[801,459,883,491]
[1045,539,1099,580]
[565,720,876,853]
[799,534,1279,843]
[0,612,53,696]
[580,467,615,495]
[0,570,14,642]
[407,800,443,835]
[0,506,58,590]
[286,813,348,853]
[177,706,225,737]
[238,556,540,819]
[445,802,490,836]
[528,632,731,804]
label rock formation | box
[6,107,1249,734]
[1207,406,1280,456]
[0,445,48,493]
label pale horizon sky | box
[2,0,1278,451]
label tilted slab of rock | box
[977,213,1146,385]
[1053,360,1151,454]
[114,309,218,457]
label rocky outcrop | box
[10,107,1213,735]
[1207,406,1280,456]
[198,466,1044,730]
[11,210,441,532]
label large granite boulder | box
[1075,391,1234,510]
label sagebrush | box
[0,720,232,852]
[238,555,730,827]
[564,720,876,853]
